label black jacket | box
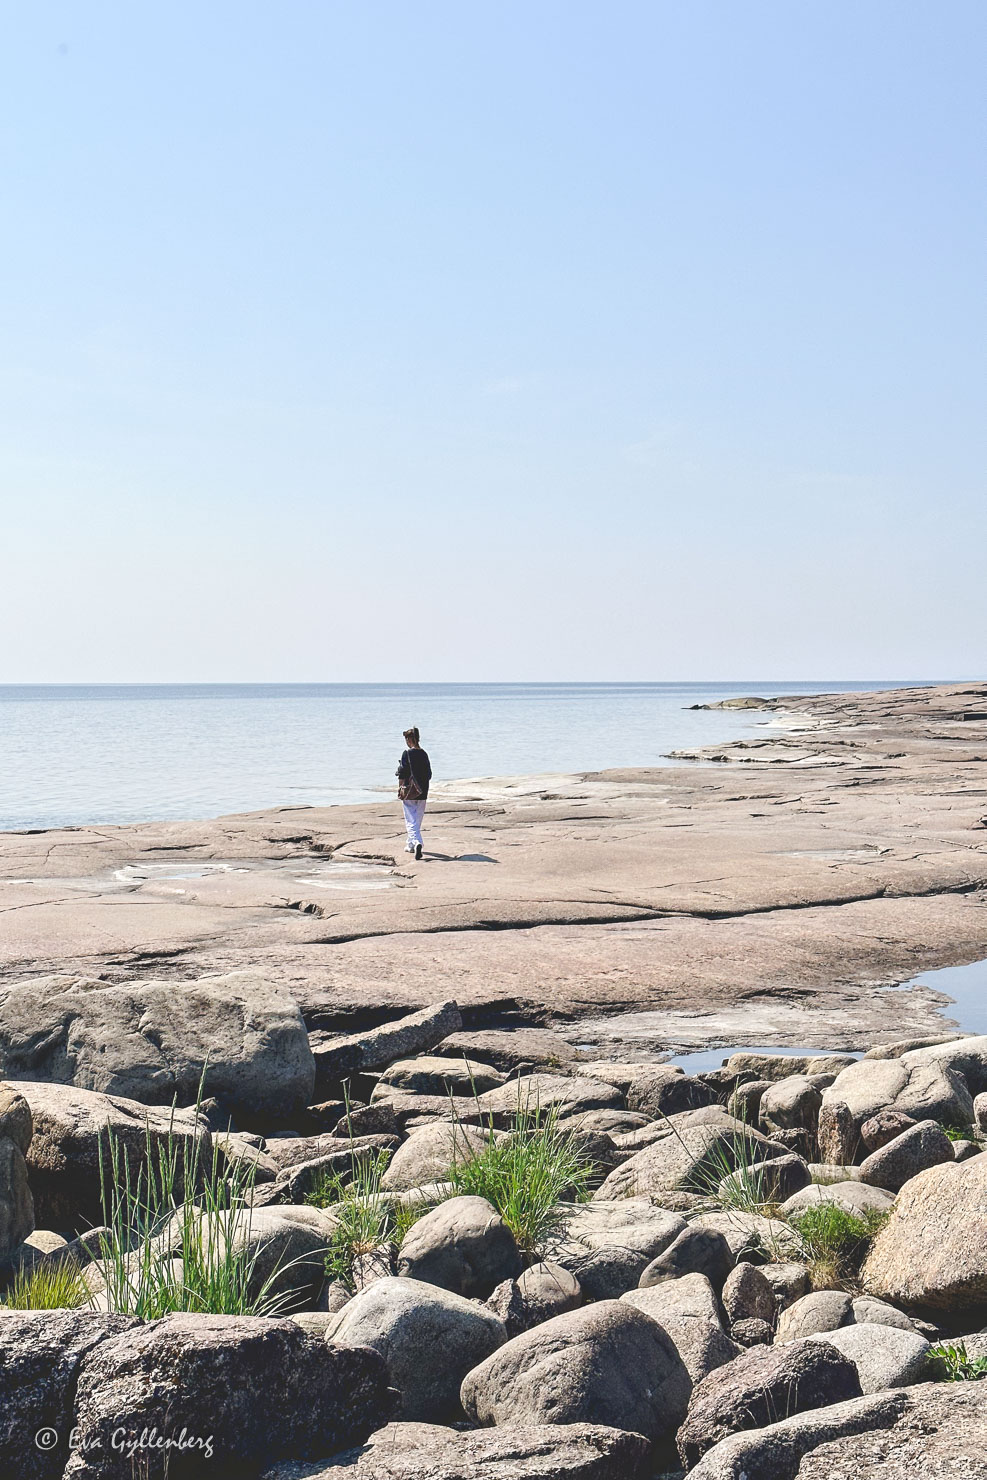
[397,747,431,800]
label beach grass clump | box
[788,1203,888,1290]
[690,1137,776,1216]
[2,1259,91,1311]
[97,1102,289,1319]
[447,1104,592,1256]
[306,1148,397,1289]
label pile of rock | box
[2,979,987,1477]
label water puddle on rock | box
[886,958,987,1038]
[669,1043,861,1074]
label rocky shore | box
[1,991,987,1475]
[1,682,986,1061]
[0,680,986,1474]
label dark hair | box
[403,726,420,744]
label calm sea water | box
[0,681,924,832]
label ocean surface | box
[0,681,927,832]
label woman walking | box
[397,726,431,860]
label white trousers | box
[402,799,426,849]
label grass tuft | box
[788,1203,888,1290]
[2,1259,91,1310]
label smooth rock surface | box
[396,1196,521,1298]
[808,1322,931,1393]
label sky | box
[1,2,984,682]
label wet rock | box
[461,1300,692,1447]
[14,1080,210,1231]
[65,1313,390,1478]
[262,1421,652,1479]
[324,1276,506,1422]
[676,1337,863,1467]
[857,1119,954,1192]
[808,1323,931,1393]
[776,1289,854,1342]
[862,1152,987,1311]
[0,971,315,1120]
[721,1262,775,1326]
[639,1225,734,1291]
[396,1195,521,1298]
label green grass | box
[447,1105,592,1256]
[941,1123,974,1143]
[2,1259,91,1310]
[930,1341,987,1382]
[97,1093,295,1318]
[306,1149,397,1289]
[788,1203,888,1289]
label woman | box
[397,726,431,860]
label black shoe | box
[415,843,423,860]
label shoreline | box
[1,681,986,1059]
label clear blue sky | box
[2,3,984,682]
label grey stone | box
[0,971,315,1119]
[556,1198,686,1259]
[776,1289,854,1341]
[559,1242,648,1299]
[859,1107,918,1151]
[759,1076,823,1136]
[0,1084,33,1155]
[780,1179,895,1219]
[159,1204,334,1309]
[639,1225,733,1291]
[718,1152,810,1205]
[474,1074,623,1126]
[396,1195,521,1298]
[691,1210,802,1262]
[862,1151,987,1310]
[858,1119,954,1192]
[851,1295,918,1332]
[622,1272,724,1326]
[808,1323,931,1393]
[433,1027,579,1073]
[487,1261,582,1336]
[0,1310,136,1480]
[626,1067,718,1118]
[676,1337,863,1467]
[378,1055,506,1096]
[312,1001,463,1090]
[13,1080,210,1231]
[262,1421,652,1479]
[974,1089,987,1133]
[594,1112,777,1201]
[64,1312,390,1478]
[324,1276,506,1422]
[818,1057,974,1163]
[461,1300,692,1447]
[760,1261,811,1310]
[0,1134,34,1258]
[721,1262,775,1326]
[723,1053,856,1083]
[731,1316,773,1346]
[727,1078,771,1123]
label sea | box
[0,680,927,833]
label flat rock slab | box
[2,684,987,1055]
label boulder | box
[311,1001,463,1091]
[262,1421,652,1479]
[808,1323,931,1393]
[432,1027,579,1073]
[758,1076,823,1136]
[857,1119,954,1192]
[487,1261,582,1336]
[158,1204,334,1309]
[622,1272,723,1327]
[862,1152,987,1310]
[718,1152,810,1205]
[850,1295,918,1332]
[559,1243,648,1299]
[626,1067,718,1118]
[0,1131,34,1258]
[676,1337,863,1467]
[396,1196,521,1298]
[13,1080,211,1231]
[0,1310,136,1479]
[378,1055,505,1096]
[975,1090,987,1134]
[461,1301,691,1447]
[720,1262,775,1326]
[760,1262,810,1310]
[859,1108,918,1152]
[722,1053,855,1083]
[556,1199,686,1259]
[818,1057,974,1163]
[64,1313,390,1478]
[638,1226,733,1291]
[776,1289,854,1342]
[594,1113,777,1202]
[474,1074,623,1126]
[324,1276,506,1422]
[780,1180,895,1220]
[690,1210,802,1262]
[0,971,315,1119]
[730,1317,773,1346]
[727,1079,771,1123]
